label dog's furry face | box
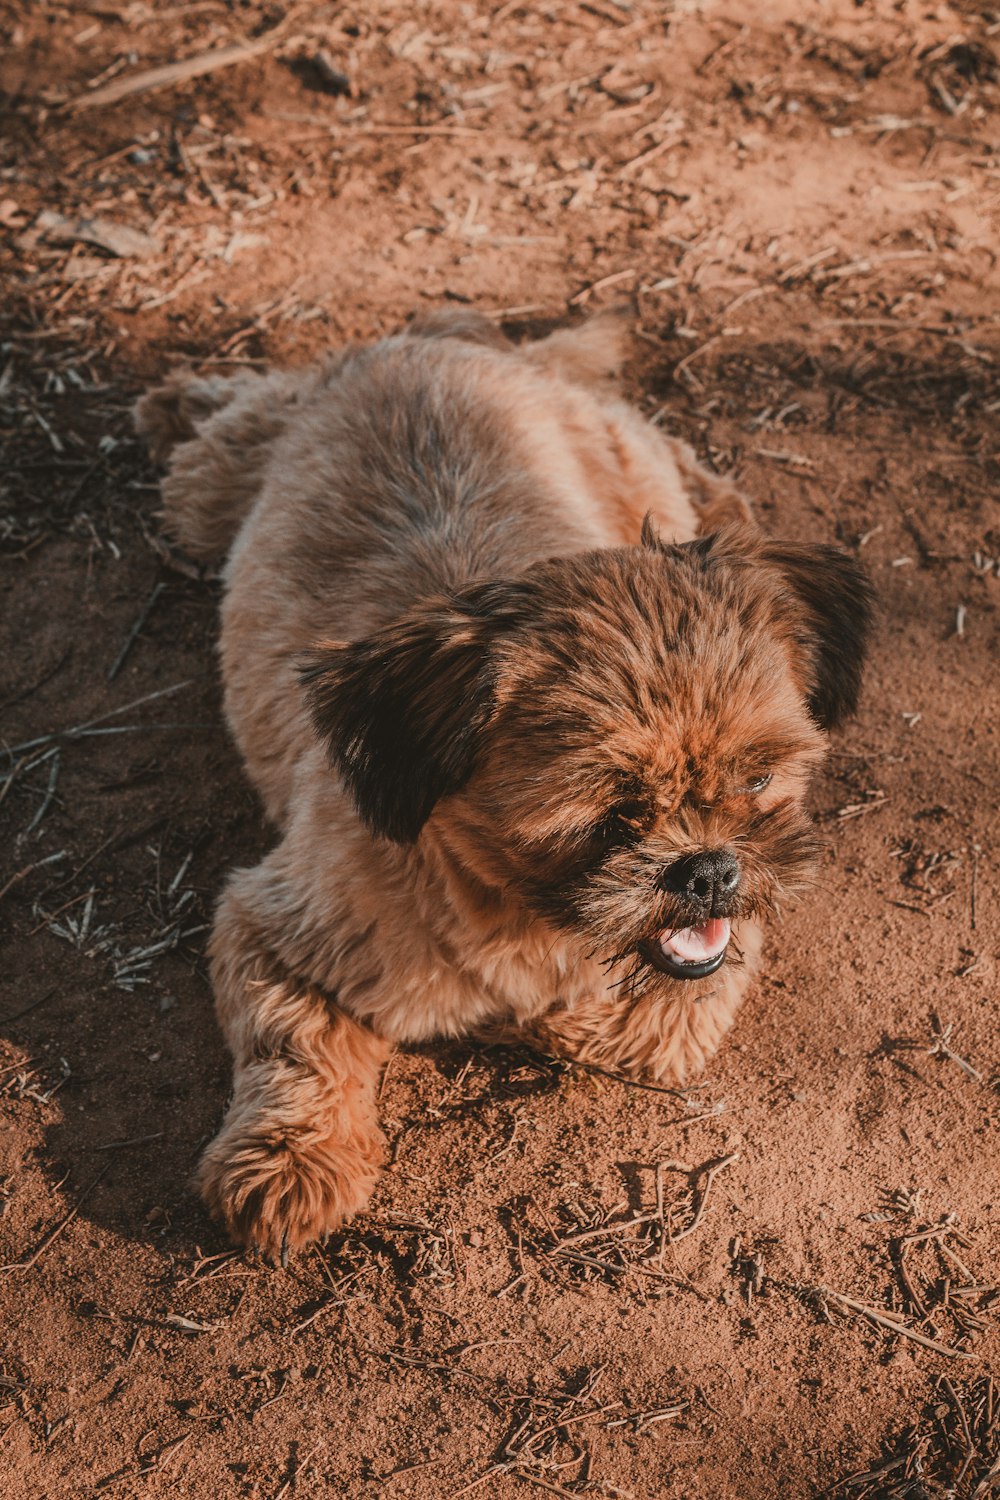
[303,524,872,995]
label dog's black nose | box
[660,850,740,913]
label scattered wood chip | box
[35,208,160,259]
[754,447,817,469]
[828,790,889,822]
[60,253,114,282]
[163,1313,223,1334]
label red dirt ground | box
[1,2,998,1497]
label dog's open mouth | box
[642,917,731,980]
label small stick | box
[811,1284,975,1360]
[894,1243,928,1318]
[936,1238,978,1284]
[970,843,979,931]
[146,1432,191,1473]
[928,1019,983,1082]
[617,135,678,176]
[507,1402,623,1455]
[654,1160,667,1266]
[0,1165,111,1273]
[107,583,164,681]
[0,1057,38,1083]
[291,121,484,139]
[451,1466,504,1498]
[605,1400,687,1429]
[972,1454,1000,1499]
[551,1211,660,1250]
[672,1153,739,1242]
[71,36,285,112]
[0,745,59,803]
[494,1273,526,1298]
[755,447,817,471]
[559,1056,693,1098]
[94,1132,164,1152]
[163,1313,222,1334]
[0,985,59,1025]
[886,1222,946,1252]
[830,792,889,821]
[569,267,636,305]
[0,649,72,713]
[513,1472,578,1499]
[26,887,93,938]
[289,1269,367,1333]
[483,303,554,320]
[384,1457,446,1479]
[554,1247,632,1276]
[941,1376,976,1488]
[673,334,723,385]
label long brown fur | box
[137,310,872,1255]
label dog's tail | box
[522,308,631,388]
[135,364,326,564]
[405,304,632,389]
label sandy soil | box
[2,2,999,1496]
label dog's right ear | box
[299,582,530,843]
[755,538,875,730]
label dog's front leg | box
[196,881,391,1257]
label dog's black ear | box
[759,540,875,729]
[299,582,529,843]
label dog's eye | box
[744,773,773,794]
[594,798,648,847]
[613,798,648,826]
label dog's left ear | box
[645,520,873,727]
[299,581,529,843]
[757,539,875,729]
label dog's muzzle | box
[642,916,732,980]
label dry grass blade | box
[8,678,196,756]
[0,1165,111,1274]
[107,582,165,681]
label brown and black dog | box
[137,310,872,1256]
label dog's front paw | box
[197,1123,382,1258]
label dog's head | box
[301,525,873,992]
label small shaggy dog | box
[136,310,872,1256]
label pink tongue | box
[660,917,731,965]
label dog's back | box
[137,313,722,825]
[135,312,627,565]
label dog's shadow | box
[406,1037,571,1106]
[377,1038,573,1168]
[0,635,263,1262]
